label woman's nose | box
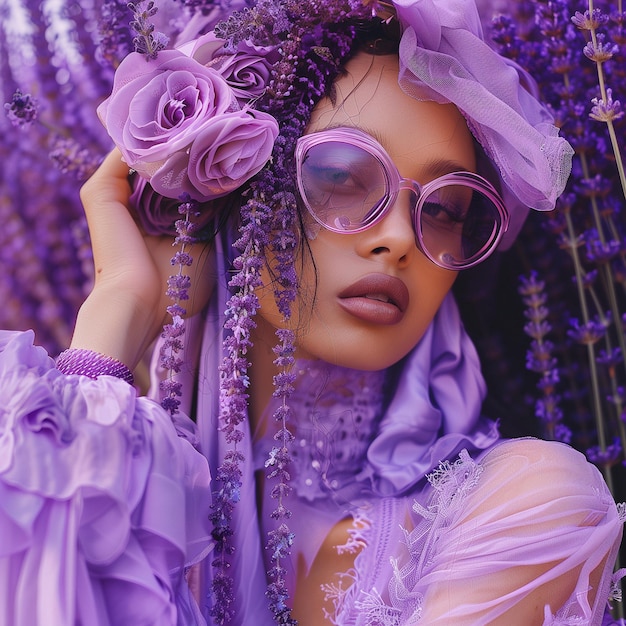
[355,191,418,266]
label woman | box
[0,0,623,624]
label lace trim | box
[610,569,626,602]
[354,589,405,625]
[336,508,370,557]
[541,602,589,626]
[321,452,626,625]
[321,507,374,625]
[258,361,385,503]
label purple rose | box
[97,49,236,177]
[150,108,279,200]
[129,174,220,236]
[129,175,185,236]
[98,39,280,204]
[211,49,275,102]
[183,33,279,103]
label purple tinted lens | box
[418,182,503,268]
[299,140,388,231]
[297,136,505,270]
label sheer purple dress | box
[163,242,625,624]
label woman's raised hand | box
[70,149,216,369]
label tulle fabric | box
[0,330,213,626]
[251,360,624,625]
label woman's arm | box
[70,149,216,369]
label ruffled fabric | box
[392,0,574,245]
[0,330,212,626]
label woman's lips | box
[338,273,409,325]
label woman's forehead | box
[307,52,476,175]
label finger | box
[81,148,131,206]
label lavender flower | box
[590,88,624,122]
[210,188,270,621]
[583,33,618,62]
[586,438,622,466]
[128,0,169,59]
[4,89,38,128]
[519,272,566,440]
[266,524,297,625]
[571,9,607,31]
[48,135,102,180]
[567,317,607,345]
[158,196,200,416]
[98,0,135,66]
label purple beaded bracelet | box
[56,348,135,386]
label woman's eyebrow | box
[422,157,474,178]
[308,123,384,144]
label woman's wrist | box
[68,284,165,372]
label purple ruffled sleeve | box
[0,330,212,626]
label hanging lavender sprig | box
[265,236,296,625]
[519,272,570,442]
[128,0,169,59]
[159,194,200,416]
[209,189,271,624]
[262,182,299,626]
[256,21,363,626]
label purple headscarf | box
[392,0,574,245]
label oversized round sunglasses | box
[295,127,510,270]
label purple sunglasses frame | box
[295,127,510,270]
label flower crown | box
[97,0,382,236]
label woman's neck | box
[249,315,389,435]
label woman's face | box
[255,52,476,371]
